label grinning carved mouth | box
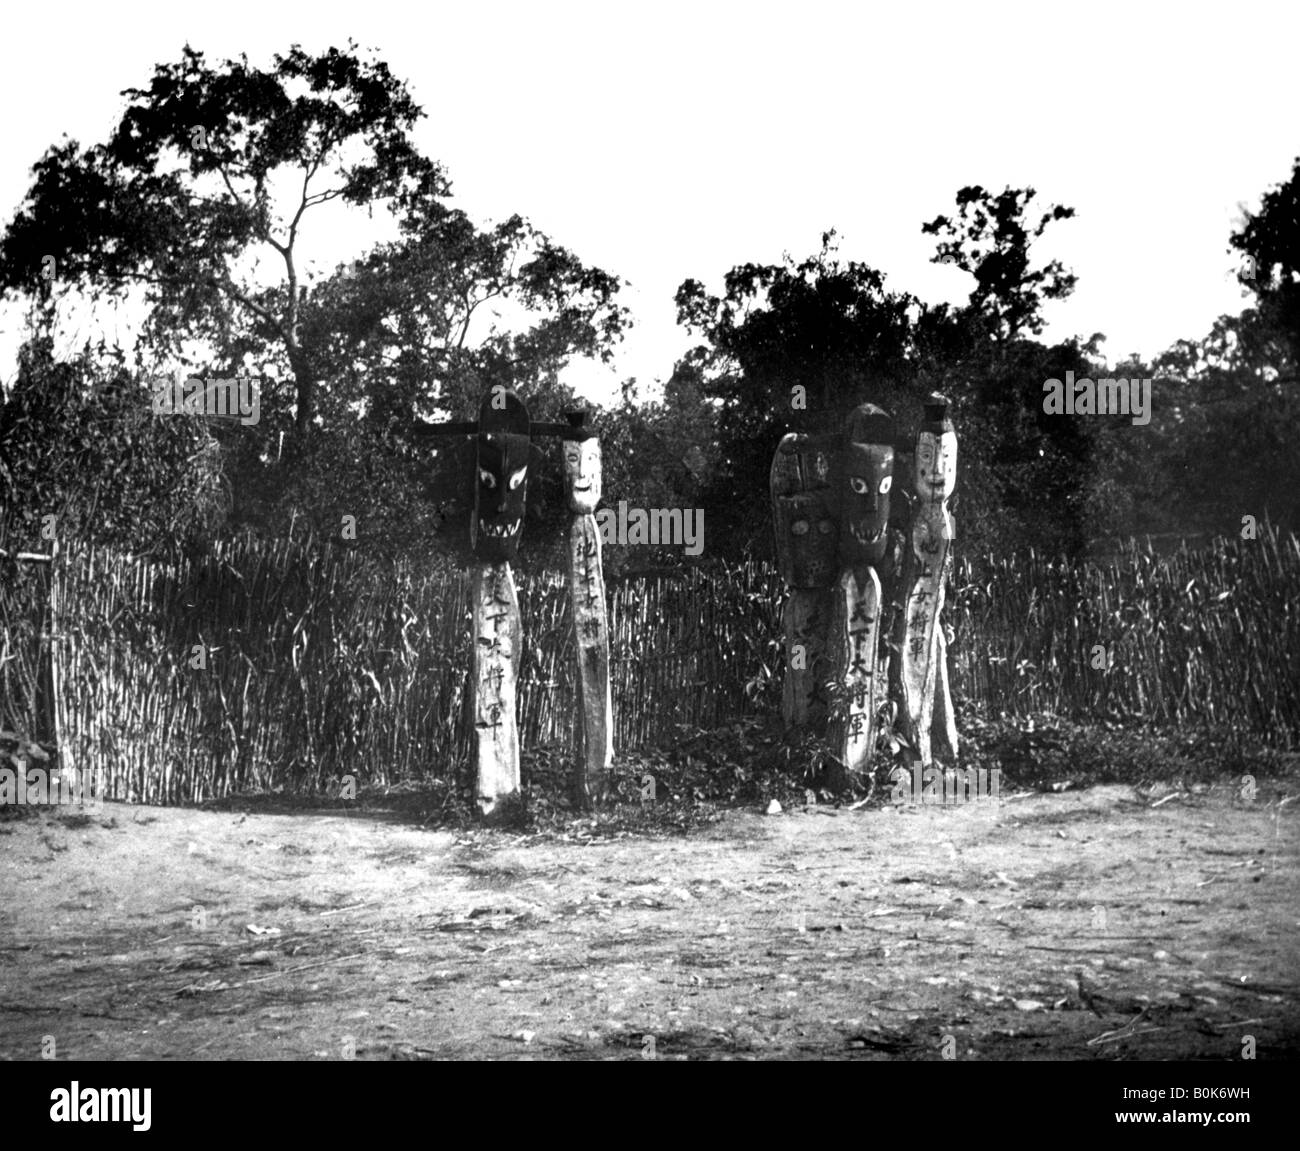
[849,522,885,544]
[479,518,520,538]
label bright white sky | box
[1,0,1296,405]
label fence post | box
[2,544,61,769]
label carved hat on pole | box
[915,393,957,505]
[561,410,602,514]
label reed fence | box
[2,527,1295,803]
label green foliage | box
[593,368,719,574]
[0,725,51,822]
[0,727,51,770]
[667,195,1087,559]
[0,327,227,552]
[956,709,1297,793]
[922,184,1077,343]
[1230,155,1300,368]
[0,44,629,559]
[1148,305,1300,536]
[304,201,628,430]
[674,230,921,553]
[664,171,1298,559]
[0,43,439,437]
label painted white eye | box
[850,477,869,495]
[479,468,496,489]
[792,520,809,535]
[879,475,892,494]
[508,467,527,491]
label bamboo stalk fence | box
[2,527,1296,803]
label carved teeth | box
[480,519,520,538]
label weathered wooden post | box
[770,433,840,729]
[471,561,522,814]
[892,394,959,767]
[562,413,612,808]
[468,388,532,816]
[0,543,60,780]
[828,404,894,778]
[414,391,615,816]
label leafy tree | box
[592,367,721,573]
[1230,156,1300,371]
[922,185,1076,345]
[672,198,1087,560]
[959,336,1110,558]
[1141,155,1300,542]
[915,186,1103,555]
[0,45,629,564]
[0,43,439,440]
[1151,309,1300,536]
[300,196,627,433]
[674,232,918,555]
[0,319,226,553]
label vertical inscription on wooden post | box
[829,568,880,775]
[473,562,522,814]
[564,427,612,807]
[828,404,894,778]
[470,388,531,816]
[894,394,958,768]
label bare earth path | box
[1,783,1296,1060]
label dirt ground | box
[1,780,1296,1060]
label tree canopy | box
[0,43,628,559]
[1,48,1294,566]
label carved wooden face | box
[915,429,957,503]
[839,441,893,567]
[472,432,530,561]
[563,437,602,513]
[771,433,839,588]
[776,492,838,587]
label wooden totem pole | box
[770,432,840,728]
[891,394,959,767]
[562,415,613,808]
[827,405,894,776]
[469,389,532,816]
[771,408,896,776]
[417,391,611,816]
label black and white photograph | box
[0,0,1295,1127]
